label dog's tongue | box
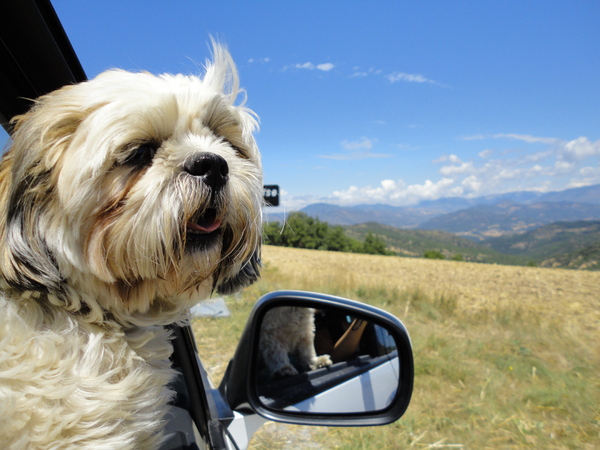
[187,218,221,233]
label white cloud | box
[350,67,382,78]
[461,134,486,141]
[318,151,391,161]
[289,62,335,72]
[341,137,374,150]
[580,166,600,177]
[294,62,315,70]
[267,192,320,212]
[523,150,553,163]
[439,161,474,176]
[331,177,462,206]
[462,133,559,145]
[433,154,462,164]
[248,57,270,64]
[526,165,544,177]
[387,72,436,84]
[279,132,600,209]
[559,137,600,161]
[316,63,335,72]
[318,137,391,160]
[461,175,483,193]
[443,134,600,192]
[568,166,600,188]
[279,61,443,87]
[491,133,559,145]
[552,160,576,174]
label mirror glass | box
[255,306,400,414]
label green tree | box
[326,226,351,252]
[363,232,392,255]
[263,212,394,256]
[424,250,445,260]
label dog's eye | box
[230,143,249,159]
[124,143,158,167]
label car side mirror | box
[219,291,413,427]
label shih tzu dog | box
[259,307,332,380]
[0,43,262,448]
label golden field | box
[260,245,599,332]
[192,245,600,449]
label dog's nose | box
[184,153,229,189]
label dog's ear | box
[0,152,63,292]
[216,251,261,296]
[0,102,84,292]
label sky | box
[2,1,599,212]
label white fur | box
[0,42,262,448]
[259,307,332,379]
[0,296,173,448]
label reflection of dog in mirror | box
[259,307,333,379]
[0,43,262,449]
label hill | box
[419,201,600,239]
[288,184,600,234]
[265,212,600,269]
[343,222,528,265]
[299,203,437,228]
[482,220,600,269]
[546,243,600,270]
[537,183,600,205]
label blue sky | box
[3,1,599,211]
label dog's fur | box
[259,307,332,380]
[0,43,262,448]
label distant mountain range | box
[344,220,600,269]
[263,184,600,269]
[482,220,600,269]
[343,222,528,266]
[296,203,437,228]
[270,183,600,240]
[419,201,600,239]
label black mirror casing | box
[219,290,414,427]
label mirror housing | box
[219,291,413,426]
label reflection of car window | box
[315,311,395,363]
[258,351,399,410]
[314,311,368,362]
[373,325,396,355]
[258,310,400,411]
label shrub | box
[424,250,445,260]
[264,212,393,256]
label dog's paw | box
[272,364,299,379]
[312,354,333,369]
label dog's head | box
[0,43,262,325]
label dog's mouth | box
[187,208,221,234]
[185,208,223,250]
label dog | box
[0,42,262,449]
[259,307,332,380]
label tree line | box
[264,212,394,256]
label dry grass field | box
[192,245,600,449]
